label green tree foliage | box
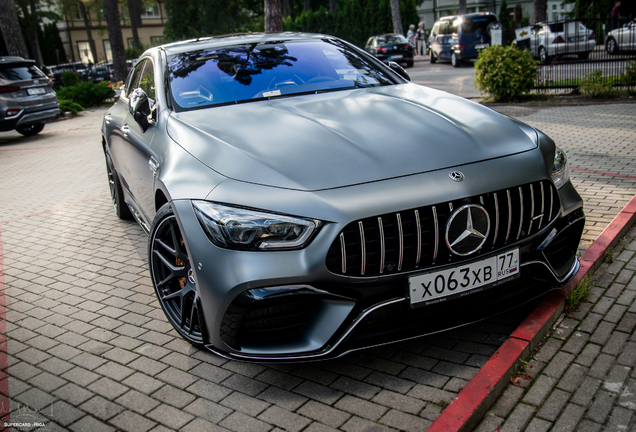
[474,45,538,101]
[38,22,67,65]
[498,0,513,45]
[164,0,263,41]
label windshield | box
[462,16,498,34]
[167,38,397,111]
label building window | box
[552,4,557,10]
[104,40,112,62]
[141,3,161,19]
[128,38,135,48]
[77,41,94,63]
[150,36,164,46]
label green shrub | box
[474,45,538,102]
[579,70,615,98]
[58,99,84,115]
[62,71,80,87]
[56,81,115,108]
[621,60,636,88]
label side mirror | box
[387,61,410,81]
[129,87,151,132]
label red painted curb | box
[429,194,636,432]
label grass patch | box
[566,276,590,311]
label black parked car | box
[364,34,415,67]
[0,56,59,136]
[90,59,136,83]
[47,61,89,87]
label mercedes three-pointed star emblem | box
[445,204,490,256]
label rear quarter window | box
[0,64,45,81]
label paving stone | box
[334,394,389,421]
[577,343,602,367]
[115,390,160,415]
[523,375,557,407]
[499,403,535,432]
[491,385,524,417]
[152,384,196,408]
[87,377,129,401]
[586,390,617,423]
[147,404,196,430]
[561,331,589,355]
[557,363,588,393]
[69,415,116,432]
[53,383,94,406]
[297,400,351,428]
[602,364,631,394]
[406,384,454,404]
[187,379,233,402]
[536,389,571,421]
[79,395,125,421]
[219,411,272,432]
[184,397,234,424]
[379,408,431,431]
[341,415,393,432]
[110,410,157,432]
[543,352,575,380]
[551,403,586,432]
[330,376,381,400]
[221,391,270,417]
[293,381,344,405]
[371,389,426,415]
[399,367,449,388]
[258,405,311,432]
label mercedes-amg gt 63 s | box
[102,33,584,362]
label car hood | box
[166,84,538,191]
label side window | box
[126,59,146,95]
[432,23,439,36]
[139,61,155,101]
[439,22,449,35]
[365,37,374,48]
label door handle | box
[121,124,130,137]
[149,157,160,175]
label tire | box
[577,52,589,60]
[105,152,133,220]
[430,51,437,64]
[149,204,205,347]
[406,60,414,68]
[16,122,44,136]
[539,46,550,65]
[451,52,460,67]
[606,37,618,55]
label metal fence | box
[514,18,636,91]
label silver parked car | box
[1,56,60,136]
[102,33,584,362]
[606,19,636,54]
[514,21,596,63]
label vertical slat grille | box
[325,180,560,276]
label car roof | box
[437,12,496,22]
[154,32,332,57]
[0,56,35,65]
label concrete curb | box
[428,194,636,432]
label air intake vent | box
[326,180,559,276]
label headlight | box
[192,201,322,251]
[551,146,569,189]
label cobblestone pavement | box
[474,227,636,432]
[0,102,633,432]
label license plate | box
[475,43,489,49]
[409,249,520,306]
[27,87,46,95]
[389,54,403,60]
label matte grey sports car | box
[102,33,584,362]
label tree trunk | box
[103,0,127,82]
[264,0,283,32]
[458,0,467,14]
[283,0,290,18]
[128,0,142,50]
[390,0,403,35]
[533,0,547,24]
[304,0,311,12]
[329,0,337,14]
[0,0,28,57]
[78,1,97,62]
[16,0,44,64]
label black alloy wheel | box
[16,122,44,136]
[149,204,204,347]
[105,153,133,220]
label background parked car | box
[47,61,89,87]
[514,21,596,64]
[364,34,414,67]
[606,19,636,54]
[89,59,136,83]
[428,12,499,67]
[0,56,60,136]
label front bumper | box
[171,160,585,362]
